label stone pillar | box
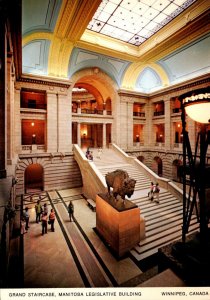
[77,122,81,147]
[7,56,14,165]
[57,93,71,152]
[47,91,57,152]
[145,101,154,148]
[93,124,98,148]
[0,19,6,178]
[103,123,106,148]
[127,102,133,149]
[164,99,171,150]
[14,88,21,154]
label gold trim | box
[121,63,169,90]
[48,0,101,77]
[22,32,53,46]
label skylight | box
[87,0,197,46]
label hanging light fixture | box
[183,90,210,124]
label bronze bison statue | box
[105,169,136,201]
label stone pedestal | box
[96,193,140,257]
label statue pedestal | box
[96,193,140,258]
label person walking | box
[154,183,160,204]
[23,207,30,230]
[148,182,154,201]
[97,147,103,159]
[41,212,48,235]
[49,208,56,232]
[68,201,74,222]
[43,203,48,215]
[35,200,42,223]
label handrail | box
[73,144,107,200]
[111,143,184,201]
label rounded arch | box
[172,159,183,182]
[121,62,169,91]
[153,156,163,177]
[71,68,120,145]
[25,163,44,193]
[137,156,145,163]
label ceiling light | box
[182,90,210,124]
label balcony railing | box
[154,111,164,116]
[133,112,145,117]
[72,108,112,115]
[172,108,181,113]
[21,103,47,110]
[21,145,45,153]
[81,108,103,115]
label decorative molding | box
[121,62,169,90]
[22,32,53,47]
[17,74,72,89]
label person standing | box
[49,208,55,232]
[154,183,160,204]
[148,182,154,201]
[41,212,48,235]
[23,207,30,230]
[68,201,74,222]
[97,147,103,159]
[43,203,48,215]
[35,200,42,223]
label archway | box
[153,156,163,177]
[172,159,183,182]
[137,156,144,163]
[71,68,119,147]
[25,163,44,192]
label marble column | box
[102,123,106,148]
[0,19,6,177]
[46,91,57,153]
[164,99,171,150]
[77,122,81,147]
[57,92,71,152]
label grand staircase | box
[90,147,200,262]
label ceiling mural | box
[21,0,210,93]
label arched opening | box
[137,156,144,163]
[25,164,44,193]
[172,159,182,182]
[71,72,116,149]
[153,156,163,177]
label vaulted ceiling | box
[22,0,210,93]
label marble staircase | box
[89,148,200,262]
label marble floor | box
[23,188,143,288]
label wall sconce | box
[31,122,34,126]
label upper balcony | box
[133,103,145,118]
[21,89,47,111]
[153,101,164,117]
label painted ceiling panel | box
[159,35,210,84]
[22,0,62,36]
[136,67,162,92]
[22,40,50,75]
[69,48,131,86]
